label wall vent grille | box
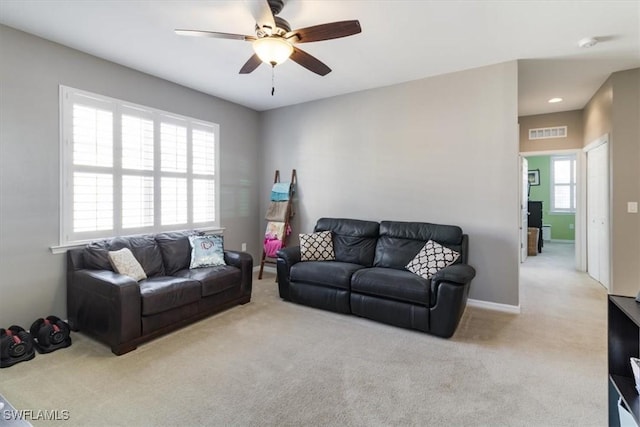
[529,126,567,140]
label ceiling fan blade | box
[246,0,276,34]
[287,20,361,43]
[290,47,331,76]
[175,29,255,41]
[239,54,263,74]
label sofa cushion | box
[138,276,201,316]
[291,261,364,290]
[84,240,112,270]
[188,235,225,268]
[174,265,241,297]
[374,221,463,269]
[108,248,147,281]
[351,267,430,305]
[314,218,379,266]
[84,235,165,276]
[300,231,335,261]
[406,240,460,279]
[156,231,199,275]
[121,235,165,277]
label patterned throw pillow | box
[108,248,147,281]
[406,240,460,279]
[189,235,226,269]
[300,231,335,261]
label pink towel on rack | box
[264,234,283,258]
[263,223,292,258]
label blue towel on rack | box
[271,182,291,201]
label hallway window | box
[550,154,576,213]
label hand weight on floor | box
[30,316,72,354]
[0,325,36,368]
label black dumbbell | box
[30,316,72,353]
[1,326,36,368]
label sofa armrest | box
[430,264,475,309]
[277,246,301,266]
[431,264,476,288]
[276,246,301,301]
[224,250,253,297]
[67,269,142,350]
[428,264,476,338]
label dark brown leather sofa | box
[67,231,252,355]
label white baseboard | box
[254,266,276,274]
[467,298,521,314]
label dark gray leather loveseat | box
[277,218,475,338]
[67,231,252,355]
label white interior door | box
[521,157,529,263]
[587,141,610,290]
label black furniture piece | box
[608,295,640,426]
[67,231,252,355]
[277,218,476,338]
[528,201,544,253]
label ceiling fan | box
[175,0,362,77]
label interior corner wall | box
[610,69,640,296]
[0,25,261,326]
[583,68,640,296]
[259,61,520,307]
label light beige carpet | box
[1,242,607,426]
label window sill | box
[50,226,225,254]
[549,211,576,215]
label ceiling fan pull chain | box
[271,64,275,96]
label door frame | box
[520,156,528,263]
[519,148,585,271]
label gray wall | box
[0,25,261,326]
[610,69,640,296]
[259,62,521,307]
[582,68,640,296]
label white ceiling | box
[1,0,639,114]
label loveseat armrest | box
[428,264,476,338]
[224,250,253,297]
[430,263,476,306]
[276,246,301,301]
[431,264,476,288]
[67,269,142,353]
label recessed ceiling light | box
[578,37,598,48]
[548,98,563,103]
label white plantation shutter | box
[193,179,216,223]
[72,105,113,167]
[161,122,187,173]
[121,110,154,229]
[73,172,113,232]
[60,86,220,245]
[192,125,216,223]
[161,177,187,225]
[122,175,154,228]
[192,128,215,175]
[122,114,154,171]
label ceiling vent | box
[529,126,567,140]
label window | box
[60,86,219,246]
[550,155,576,213]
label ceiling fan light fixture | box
[252,37,293,65]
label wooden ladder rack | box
[259,169,296,280]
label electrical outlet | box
[241,243,247,251]
[628,202,638,214]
